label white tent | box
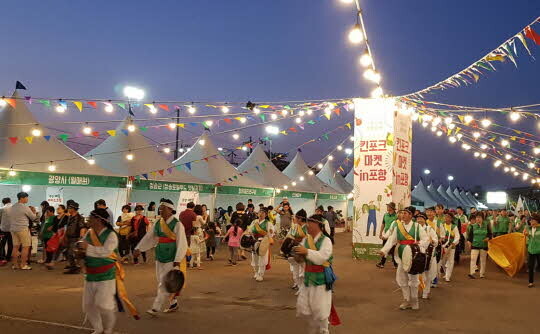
[317,160,353,194]
[0,90,126,216]
[411,180,437,208]
[0,91,117,176]
[283,152,339,194]
[460,190,476,208]
[345,168,354,186]
[427,182,448,206]
[437,185,459,209]
[465,192,480,208]
[453,188,471,208]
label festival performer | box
[286,209,308,292]
[294,214,339,334]
[379,207,429,310]
[494,209,511,237]
[440,212,460,282]
[524,214,540,288]
[315,206,331,239]
[467,213,492,279]
[80,209,139,334]
[246,207,274,282]
[134,199,188,316]
[379,207,428,310]
[376,202,398,269]
[416,213,438,299]
[434,204,445,229]
[426,207,443,288]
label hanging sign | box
[46,187,64,208]
[177,191,200,213]
[216,186,274,197]
[133,180,215,194]
[0,170,126,188]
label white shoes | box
[411,299,419,310]
[399,301,411,310]
[146,309,158,317]
[21,265,32,270]
[255,275,264,282]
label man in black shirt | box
[64,202,86,274]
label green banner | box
[0,170,126,188]
[352,243,381,260]
[217,186,274,197]
[132,180,215,194]
[279,190,316,199]
[317,193,347,201]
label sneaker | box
[64,267,81,274]
[20,265,32,270]
[431,284,437,288]
[399,301,411,310]
[480,275,485,279]
[210,255,214,261]
[291,284,298,290]
[468,274,476,279]
[253,273,258,279]
[411,300,419,310]
[37,259,45,264]
[11,264,20,270]
[528,283,534,288]
[376,263,384,269]
[232,263,237,266]
[255,276,263,282]
[433,277,438,285]
[445,278,451,282]
[241,255,248,260]
[422,294,430,300]
[163,302,179,313]
[146,309,159,317]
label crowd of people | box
[377,202,540,311]
[0,193,341,334]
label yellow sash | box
[396,221,415,241]
[88,229,140,319]
[296,224,307,239]
[254,221,268,236]
[427,220,437,231]
[306,234,330,267]
[159,218,176,240]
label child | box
[116,205,134,264]
[205,222,221,260]
[190,226,205,269]
[224,219,243,266]
[40,206,56,269]
[129,205,150,264]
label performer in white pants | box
[467,213,492,279]
[286,209,308,292]
[294,214,336,334]
[80,209,119,334]
[415,213,438,299]
[380,207,428,310]
[135,199,188,316]
[246,207,274,282]
[440,212,460,282]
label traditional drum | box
[73,240,87,259]
[254,235,270,256]
[401,244,426,275]
[163,269,185,294]
[240,235,256,250]
[280,237,300,257]
[424,243,435,271]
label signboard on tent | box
[352,98,412,260]
[177,191,200,213]
[46,187,64,208]
[133,179,215,193]
[0,170,126,188]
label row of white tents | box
[0,91,354,218]
[412,180,484,210]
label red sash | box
[399,240,415,245]
[159,237,175,243]
[86,263,115,274]
[305,264,325,273]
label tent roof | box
[411,180,437,208]
[465,192,480,207]
[427,182,448,206]
[237,145,311,191]
[460,190,477,208]
[282,152,339,194]
[85,118,205,182]
[446,187,467,208]
[453,188,472,208]
[0,90,118,176]
[437,185,459,208]
[172,132,265,188]
[316,160,352,194]
[345,168,354,186]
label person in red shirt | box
[179,202,197,246]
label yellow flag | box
[486,55,505,62]
[107,130,116,136]
[488,233,525,277]
[345,123,351,129]
[177,123,185,128]
[510,136,517,141]
[25,136,33,144]
[73,101,83,112]
[447,129,452,136]
[324,114,331,120]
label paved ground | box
[0,232,538,334]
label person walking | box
[129,205,150,265]
[324,206,338,243]
[95,199,115,226]
[205,222,220,260]
[277,202,293,239]
[524,214,540,288]
[0,197,13,266]
[64,202,87,274]
[231,202,251,260]
[40,206,56,269]
[467,213,492,279]
[179,202,196,245]
[224,219,243,266]
[376,202,398,268]
[7,192,38,270]
[116,205,134,263]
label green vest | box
[290,224,307,240]
[85,229,116,282]
[154,218,179,263]
[250,219,269,238]
[383,213,397,232]
[304,235,333,287]
[443,223,457,244]
[396,222,419,259]
[471,223,489,249]
[527,227,540,255]
[41,216,55,240]
[495,216,510,234]
[514,219,525,233]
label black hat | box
[68,202,80,210]
[416,213,428,220]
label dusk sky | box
[1,1,539,190]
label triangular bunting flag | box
[334,108,341,115]
[121,129,129,136]
[117,103,126,110]
[324,113,331,120]
[4,98,16,108]
[150,171,157,178]
[24,96,32,103]
[58,134,69,142]
[25,136,33,144]
[259,114,266,122]
[158,104,169,111]
[185,162,191,170]
[516,32,532,55]
[322,134,329,140]
[524,26,540,45]
[233,175,238,179]
[176,165,183,171]
[107,130,116,136]
[345,123,351,129]
[140,127,148,132]
[15,81,27,90]
[255,166,260,172]
[167,168,173,174]
[307,120,316,125]
[224,118,232,124]
[91,131,100,138]
[73,101,83,112]
[142,173,149,180]
[87,101,97,108]
[177,123,185,128]
[8,137,18,144]
[38,100,51,108]
[158,170,164,176]
[43,135,51,142]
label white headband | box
[160,202,175,210]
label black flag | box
[15,81,27,90]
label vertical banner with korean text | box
[352,98,412,259]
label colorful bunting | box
[73,101,83,112]
[8,137,18,144]
[58,134,69,142]
[87,101,97,108]
[25,136,33,144]
[107,130,116,136]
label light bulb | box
[474,152,480,158]
[205,120,214,127]
[221,106,230,113]
[163,147,171,154]
[317,163,323,169]
[371,87,383,98]
[480,144,488,150]
[271,113,278,120]
[345,148,353,155]
[308,170,314,175]
[0,99,6,107]
[350,136,355,142]
[363,69,381,83]
[295,117,302,124]
[87,158,95,165]
[179,148,185,153]
[480,153,487,159]
[240,117,247,123]
[104,103,114,113]
[456,134,463,140]
[48,164,56,172]
[127,124,136,132]
[422,122,428,128]
[148,105,157,114]
[31,128,42,137]
[253,107,260,114]
[168,122,176,129]
[348,24,364,44]
[292,181,297,186]
[83,126,92,135]
[299,176,305,181]
[411,112,419,121]
[509,111,520,122]
[126,153,134,161]
[359,52,372,67]
[283,185,288,190]
[337,145,343,151]
[436,131,443,137]
[241,146,247,151]
[514,171,519,176]
[340,0,354,4]
[501,139,509,147]
[218,147,223,151]
[281,109,288,117]
[298,110,305,117]
[494,160,502,167]
[481,119,492,127]
[8,170,16,176]
[199,139,206,146]
[432,117,442,126]
[347,193,354,199]
[528,162,535,169]
[328,155,334,161]
[448,124,456,130]
[464,115,473,124]
[348,103,355,111]
[503,167,510,173]
[324,108,332,116]
[423,115,433,122]
[55,105,66,113]
[534,147,540,155]
[473,132,481,139]
[188,105,196,114]
[505,154,512,160]
[431,126,437,132]
[232,133,240,140]
[523,173,529,180]
[444,117,453,125]
[306,109,313,115]
[276,189,281,194]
